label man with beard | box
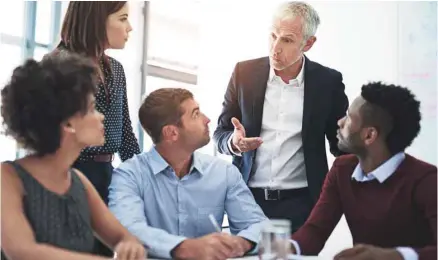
[290,82,436,260]
[108,88,268,260]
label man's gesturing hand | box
[231,117,263,153]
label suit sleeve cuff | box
[227,134,242,156]
[289,239,301,255]
[396,247,418,260]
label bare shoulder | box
[1,162,24,195]
[71,168,93,190]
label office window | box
[35,1,52,45]
[1,1,25,38]
[0,43,22,161]
[0,0,26,162]
[1,1,62,160]
[34,46,50,61]
[141,1,206,154]
[0,44,22,86]
[148,1,200,74]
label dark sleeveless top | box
[1,161,95,259]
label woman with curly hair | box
[0,53,146,260]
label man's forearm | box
[126,223,186,259]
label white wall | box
[397,2,437,165]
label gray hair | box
[273,1,321,41]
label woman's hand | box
[112,239,146,260]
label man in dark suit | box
[213,1,348,232]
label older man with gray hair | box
[214,1,349,232]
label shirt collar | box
[149,146,204,176]
[268,55,305,85]
[189,153,204,175]
[351,152,406,183]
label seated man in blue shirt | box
[108,88,268,260]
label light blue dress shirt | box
[108,147,268,259]
[293,152,417,260]
[351,152,406,183]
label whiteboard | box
[398,2,437,165]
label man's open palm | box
[231,117,263,153]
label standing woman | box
[56,2,140,205]
[54,1,141,256]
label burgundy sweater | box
[292,154,437,260]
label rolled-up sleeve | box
[224,165,268,246]
[108,162,186,258]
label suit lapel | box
[252,57,270,137]
[302,56,319,141]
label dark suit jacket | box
[213,56,348,201]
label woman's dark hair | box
[1,52,98,156]
[59,1,127,59]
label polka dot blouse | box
[47,47,140,162]
[77,56,141,162]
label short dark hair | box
[360,82,421,154]
[1,52,98,156]
[60,1,127,59]
[139,88,193,144]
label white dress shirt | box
[228,57,307,190]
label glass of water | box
[258,219,291,260]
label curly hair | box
[360,82,421,154]
[1,52,98,156]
